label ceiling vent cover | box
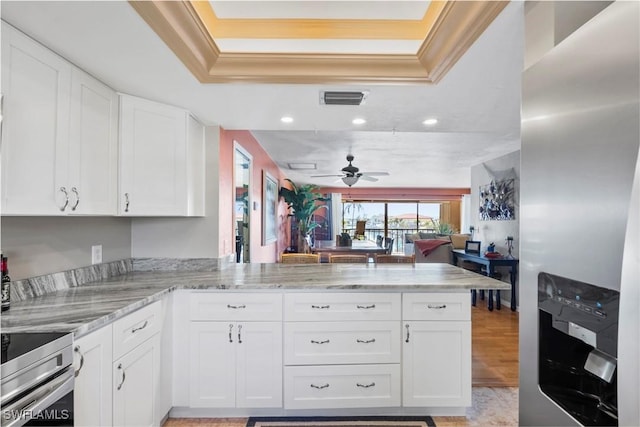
[321,91,368,106]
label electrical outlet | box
[91,245,102,265]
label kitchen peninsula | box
[1,262,509,425]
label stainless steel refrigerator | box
[520,1,639,426]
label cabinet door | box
[68,68,118,215]
[119,95,187,216]
[189,322,236,408]
[236,322,282,408]
[73,325,113,427]
[113,335,160,427]
[402,321,471,407]
[1,23,71,215]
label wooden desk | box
[452,249,518,311]
[312,240,388,261]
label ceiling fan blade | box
[360,172,389,176]
[311,174,345,178]
[359,175,379,182]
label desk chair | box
[329,254,368,263]
[384,237,395,254]
[375,254,415,264]
[281,253,320,264]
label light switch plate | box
[91,245,102,264]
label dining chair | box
[329,254,369,263]
[280,253,320,264]
[384,237,394,254]
[375,254,415,264]
[376,235,384,247]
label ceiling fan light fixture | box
[342,175,359,187]
[422,118,438,126]
[280,116,294,123]
[352,118,366,125]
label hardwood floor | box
[164,303,520,427]
[471,303,519,387]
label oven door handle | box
[1,367,74,427]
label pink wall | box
[219,129,290,263]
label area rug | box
[245,416,436,427]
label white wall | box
[1,216,131,280]
[131,126,221,258]
[470,150,520,306]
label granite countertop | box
[1,263,510,337]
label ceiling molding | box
[129,0,509,84]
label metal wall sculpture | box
[479,179,515,220]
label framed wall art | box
[479,179,516,221]
[262,171,278,245]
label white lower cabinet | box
[73,324,113,427]
[402,321,471,407]
[189,321,282,408]
[284,364,401,410]
[113,334,161,427]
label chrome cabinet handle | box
[59,187,69,212]
[117,363,126,390]
[356,382,376,388]
[74,346,84,378]
[357,304,376,309]
[71,187,80,211]
[311,304,330,309]
[237,324,243,344]
[356,338,376,344]
[310,383,329,389]
[227,304,246,309]
[131,320,148,333]
[229,324,233,343]
[310,339,330,344]
[405,324,410,343]
[427,304,447,309]
[124,193,130,212]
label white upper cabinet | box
[1,22,118,215]
[1,22,72,215]
[68,68,118,215]
[118,94,204,216]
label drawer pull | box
[131,320,148,333]
[311,304,330,309]
[59,187,69,212]
[310,339,330,344]
[238,324,243,344]
[227,304,246,309]
[228,324,233,343]
[427,304,447,309]
[310,383,330,389]
[356,382,376,388]
[356,304,376,309]
[405,324,410,343]
[356,338,376,344]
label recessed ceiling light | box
[287,163,317,170]
[423,118,438,126]
[281,116,294,123]
[352,118,366,125]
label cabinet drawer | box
[402,293,470,321]
[284,293,400,321]
[189,292,282,321]
[284,321,400,365]
[284,364,400,409]
[112,301,161,359]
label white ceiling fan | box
[312,155,389,187]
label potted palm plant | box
[279,179,329,253]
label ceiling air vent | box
[321,91,368,106]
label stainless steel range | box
[1,332,74,427]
